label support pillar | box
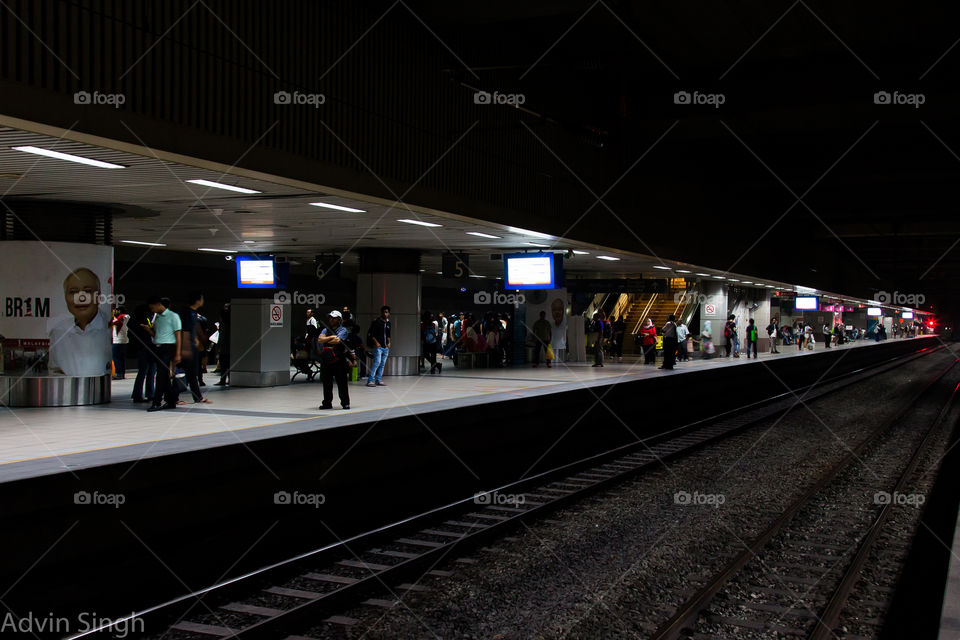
[356,249,421,376]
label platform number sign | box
[270,304,284,327]
[442,252,470,279]
[705,303,717,316]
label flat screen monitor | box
[504,252,555,289]
[867,307,882,316]
[902,311,914,319]
[795,296,818,311]
[236,257,276,288]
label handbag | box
[546,344,555,360]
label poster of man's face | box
[64,268,101,328]
[527,289,568,350]
[551,297,564,327]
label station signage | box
[442,252,470,279]
[566,278,667,294]
[822,305,854,312]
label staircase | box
[620,291,688,333]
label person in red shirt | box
[640,317,657,365]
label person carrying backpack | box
[724,315,737,358]
[318,310,355,410]
[745,318,759,359]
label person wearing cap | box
[317,310,354,410]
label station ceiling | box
[0,122,878,306]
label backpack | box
[724,323,733,338]
[424,325,436,344]
[603,321,612,339]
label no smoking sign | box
[270,304,284,327]
[705,303,716,316]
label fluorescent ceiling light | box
[597,255,620,261]
[728,278,739,282]
[526,242,549,248]
[676,269,691,273]
[309,202,365,213]
[652,265,671,270]
[243,240,256,244]
[765,285,774,288]
[713,275,726,279]
[198,247,237,253]
[469,274,485,278]
[572,250,590,255]
[121,240,166,247]
[13,146,125,169]
[467,231,501,239]
[397,218,441,227]
[507,226,553,239]
[695,272,710,277]
[741,281,753,284]
[187,179,261,194]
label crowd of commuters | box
[110,291,924,413]
[105,292,232,412]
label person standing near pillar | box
[766,317,780,353]
[366,305,391,387]
[532,310,552,368]
[660,314,678,370]
[110,306,131,379]
[318,310,353,410]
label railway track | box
[650,356,959,640]
[72,345,946,640]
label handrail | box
[611,293,629,321]
[631,293,657,334]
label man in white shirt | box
[47,268,112,377]
[111,306,130,378]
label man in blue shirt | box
[144,296,182,411]
[318,310,355,410]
